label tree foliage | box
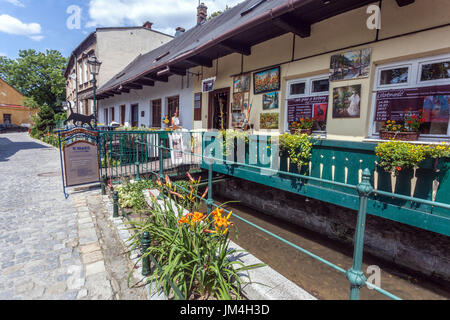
[0,49,67,113]
[207,5,230,20]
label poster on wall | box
[332,85,361,118]
[330,48,372,81]
[202,77,216,93]
[169,132,184,166]
[260,112,279,129]
[263,92,279,110]
[375,84,450,122]
[233,73,251,93]
[287,96,328,123]
[254,66,280,94]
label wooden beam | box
[168,67,186,76]
[219,40,251,56]
[143,74,169,83]
[272,14,311,38]
[123,83,143,90]
[185,56,213,68]
[396,0,415,6]
[134,78,155,86]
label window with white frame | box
[285,75,330,132]
[370,54,450,139]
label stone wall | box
[215,177,450,283]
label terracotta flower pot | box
[379,131,420,141]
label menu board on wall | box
[287,96,329,122]
[375,85,450,122]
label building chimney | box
[175,27,185,37]
[142,21,153,29]
[197,2,208,25]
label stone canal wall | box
[215,177,450,283]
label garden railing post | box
[135,161,141,182]
[141,231,151,276]
[207,162,213,215]
[346,168,373,300]
[159,136,164,179]
[113,190,119,218]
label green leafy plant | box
[217,130,250,157]
[126,175,265,300]
[376,141,450,174]
[115,179,157,210]
[279,132,313,167]
[376,141,425,174]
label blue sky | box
[0,0,242,59]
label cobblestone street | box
[0,132,146,300]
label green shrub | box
[279,132,313,167]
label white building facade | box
[98,74,193,130]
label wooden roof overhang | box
[96,0,415,100]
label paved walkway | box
[0,133,146,300]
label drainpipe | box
[72,53,79,113]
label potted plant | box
[289,118,314,135]
[379,110,426,141]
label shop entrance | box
[208,88,230,130]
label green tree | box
[207,5,230,20]
[0,49,67,113]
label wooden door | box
[120,105,126,125]
[152,99,162,128]
[208,88,230,130]
[131,104,139,127]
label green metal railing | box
[100,130,450,300]
[149,144,404,300]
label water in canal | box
[205,195,450,300]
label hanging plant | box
[279,132,313,168]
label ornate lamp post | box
[87,56,102,129]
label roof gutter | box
[97,0,312,95]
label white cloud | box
[0,14,44,41]
[4,0,25,7]
[0,52,7,57]
[86,0,244,35]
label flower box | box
[290,129,312,135]
[379,131,420,141]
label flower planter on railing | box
[200,131,450,236]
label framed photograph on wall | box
[330,48,372,81]
[253,66,281,94]
[332,85,361,118]
[262,92,279,110]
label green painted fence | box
[200,132,450,236]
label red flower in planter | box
[397,166,402,171]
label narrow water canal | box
[208,195,450,300]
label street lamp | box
[87,55,102,129]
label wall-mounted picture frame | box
[233,73,251,93]
[332,84,361,118]
[260,112,279,129]
[330,48,372,81]
[254,66,281,94]
[262,92,279,110]
[202,77,216,93]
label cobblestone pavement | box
[0,133,146,300]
